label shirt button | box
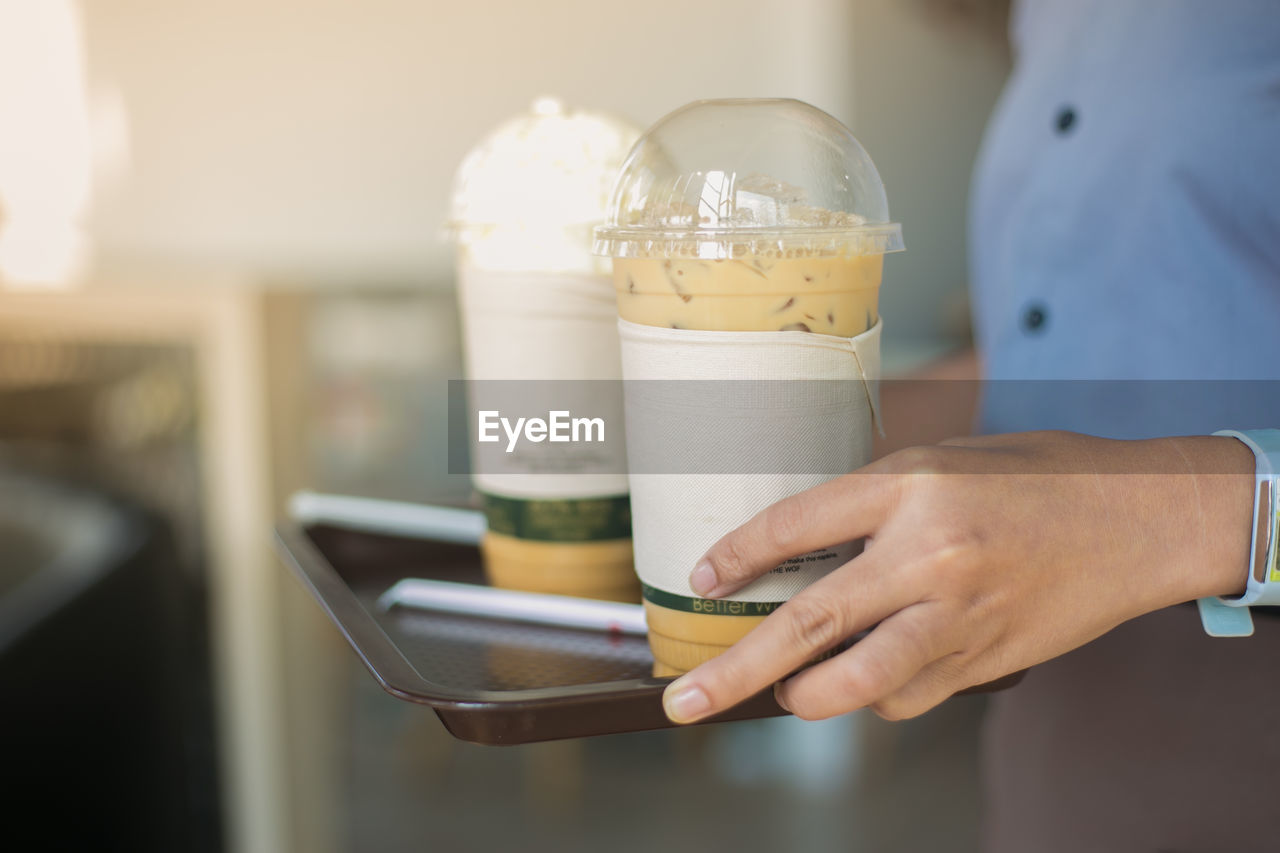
[1022,303,1048,333]
[1055,106,1077,134]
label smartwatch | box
[1197,429,1280,638]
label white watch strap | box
[1197,429,1280,637]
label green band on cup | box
[642,584,785,616]
[481,493,631,542]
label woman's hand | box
[662,431,1256,724]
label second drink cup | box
[450,98,641,602]
[595,99,904,675]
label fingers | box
[663,547,914,724]
[864,655,972,721]
[772,603,959,721]
[865,645,1018,720]
[691,471,899,598]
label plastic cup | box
[595,98,903,673]
[448,97,641,602]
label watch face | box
[1267,480,1280,584]
[1269,508,1280,584]
[1257,482,1276,583]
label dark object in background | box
[0,473,222,852]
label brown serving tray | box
[275,522,1023,746]
[274,523,787,745]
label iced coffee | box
[614,253,883,337]
[449,97,641,602]
[595,98,903,674]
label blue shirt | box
[971,0,1280,438]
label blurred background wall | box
[1,2,1012,852]
[78,0,1009,344]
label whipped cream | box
[449,98,640,273]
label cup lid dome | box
[594,98,903,259]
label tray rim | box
[273,522,788,732]
[274,522,673,707]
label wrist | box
[1165,435,1255,601]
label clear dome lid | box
[594,98,903,259]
